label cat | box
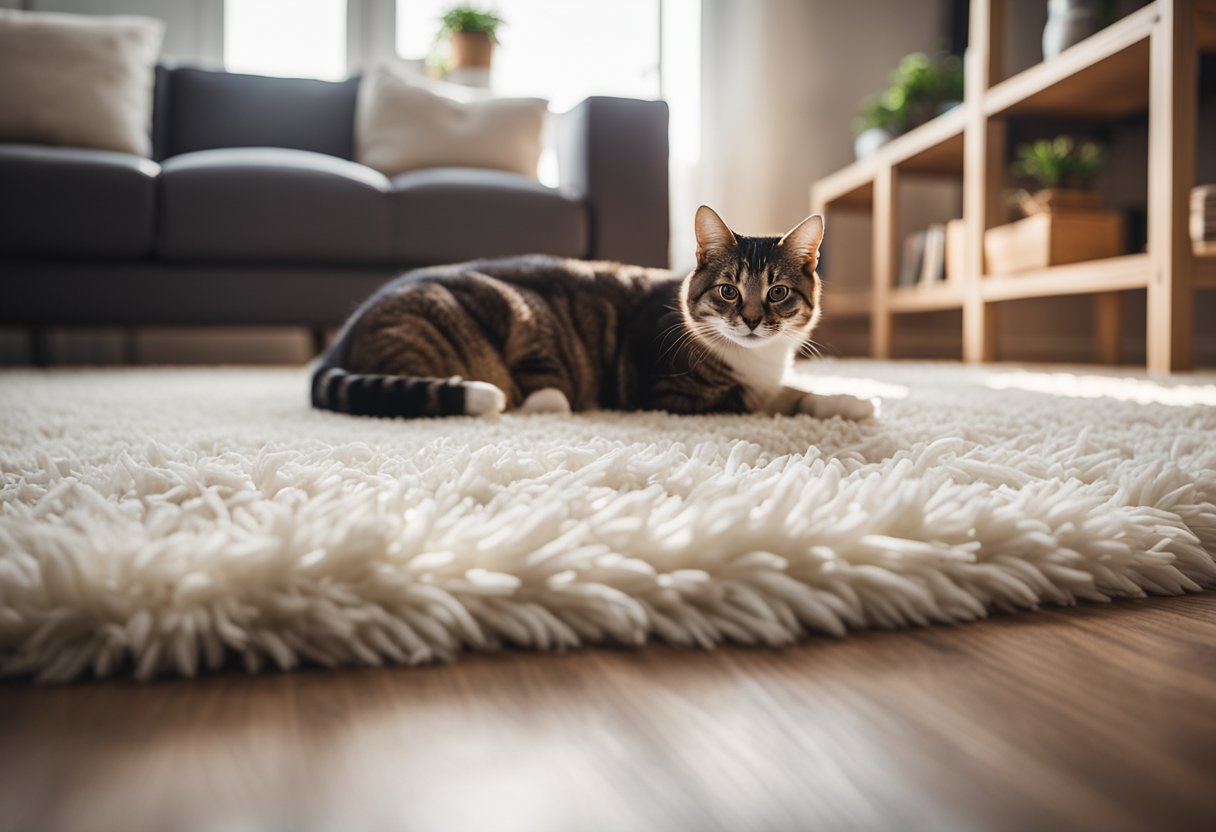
[311,205,874,421]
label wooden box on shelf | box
[983,211,1125,276]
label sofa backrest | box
[152,66,359,162]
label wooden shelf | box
[813,166,875,211]
[1197,242,1216,289]
[822,290,872,318]
[811,106,967,210]
[880,105,968,174]
[809,1,1204,370]
[982,254,1150,302]
[1199,0,1216,50]
[890,283,966,312]
[985,4,1157,118]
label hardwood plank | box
[2,595,1214,832]
[982,253,1151,301]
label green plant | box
[853,95,901,135]
[1014,136,1103,189]
[852,51,964,136]
[440,5,504,42]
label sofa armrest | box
[556,96,669,268]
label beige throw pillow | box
[0,10,164,157]
[357,68,547,179]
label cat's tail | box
[310,365,507,418]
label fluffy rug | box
[1,361,1213,682]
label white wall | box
[698,0,947,238]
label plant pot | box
[854,127,892,160]
[450,31,493,70]
[1025,187,1102,215]
[1042,0,1102,60]
[984,211,1124,276]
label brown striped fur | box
[312,207,874,421]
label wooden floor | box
[2,595,1215,832]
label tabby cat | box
[311,206,874,420]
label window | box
[224,0,348,81]
[396,0,661,111]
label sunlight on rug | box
[1,361,1214,681]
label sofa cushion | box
[357,68,547,178]
[162,67,359,160]
[157,147,393,264]
[390,168,588,263]
[0,10,164,157]
[0,143,159,258]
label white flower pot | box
[854,127,892,160]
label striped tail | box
[310,365,506,418]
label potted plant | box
[440,5,503,71]
[890,51,964,129]
[852,96,900,159]
[985,134,1122,275]
[851,51,964,160]
[1012,135,1104,214]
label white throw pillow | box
[0,10,164,157]
[356,67,547,179]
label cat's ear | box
[695,205,737,262]
[778,214,825,271]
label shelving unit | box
[811,0,1215,372]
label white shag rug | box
[1,361,1214,682]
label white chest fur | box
[716,338,796,398]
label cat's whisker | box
[657,320,700,363]
[802,337,827,359]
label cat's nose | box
[742,316,761,331]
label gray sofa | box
[0,66,670,359]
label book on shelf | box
[919,223,947,285]
[1192,184,1216,244]
[897,231,926,287]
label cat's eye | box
[767,285,790,302]
[718,284,739,300]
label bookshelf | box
[811,0,1215,372]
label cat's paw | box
[464,381,507,416]
[519,387,572,414]
[798,392,876,421]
